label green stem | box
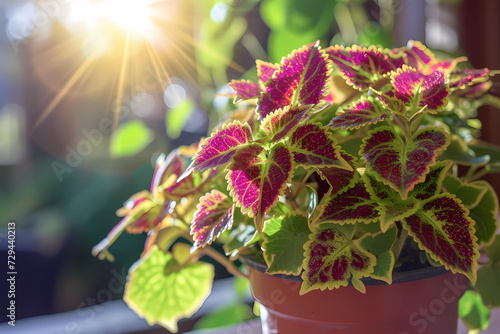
[201,246,249,279]
[392,227,409,261]
[468,167,490,182]
[292,170,314,200]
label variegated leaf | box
[390,65,449,113]
[187,121,254,174]
[260,105,310,142]
[329,98,388,130]
[258,42,330,118]
[326,44,401,90]
[403,194,479,283]
[228,80,262,102]
[190,190,234,250]
[360,126,449,200]
[315,181,379,225]
[301,224,376,294]
[256,59,278,83]
[227,144,294,233]
[290,123,352,170]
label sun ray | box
[32,55,96,132]
[113,33,131,129]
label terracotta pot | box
[243,256,468,334]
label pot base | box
[246,264,468,334]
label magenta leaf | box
[390,65,449,113]
[260,105,310,142]
[188,121,254,174]
[400,40,435,69]
[449,68,490,89]
[326,45,402,90]
[453,81,492,98]
[403,194,479,283]
[228,79,262,103]
[290,123,352,170]
[150,152,186,196]
[227,144,294,233]
[317,166,357,196]
[256,59,278,83]
[316,181,379,225]
[360,126,449,200]
[301,224,376,294]
[257,42,330,118]
[329,98,388,130]
[191,190,234,250]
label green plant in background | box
[94,39,500,332]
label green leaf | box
[468,181,499,246]
[194,304,252,331]
[223,224,257,257]
[476,264,500,308]
[355,226,397,284]
[458,290,491,331]
[262,214,311,275]
[485,235,500,264]
[442,175,488,208]
[124,246,214,332]
[110,120,154,158]
[166,98,195,139]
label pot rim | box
[241,254,450,286]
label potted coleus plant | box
[94,41,500,333]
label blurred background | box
[0,0,499,333]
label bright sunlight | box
[68,0,154,35]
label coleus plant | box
[94,41,500,332]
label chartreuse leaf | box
[290,123,352,170]
[188,121,254,174]
[124,245,214,333]
[476,264,500,308]
[110,120,154,158]
[442,175,488,208]
[260,105,310,142]
[315,181,379,226]
[402,194,479,283]
[227,143,294,234]
[166,98,195,139]
[262,213,311,275]
[458,290,491,331]
[329,98,388,131]
[467,181,499,246]
[301,223,376,295]
[190,190,234,250]
[390,65,449,113]
[258,41,330,118]
[360,126,449,200]
[354,226,397,284]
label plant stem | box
[392,226,408,261]
[285,188,299,211]
[201,246,249,279]
[292,170,314,200]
